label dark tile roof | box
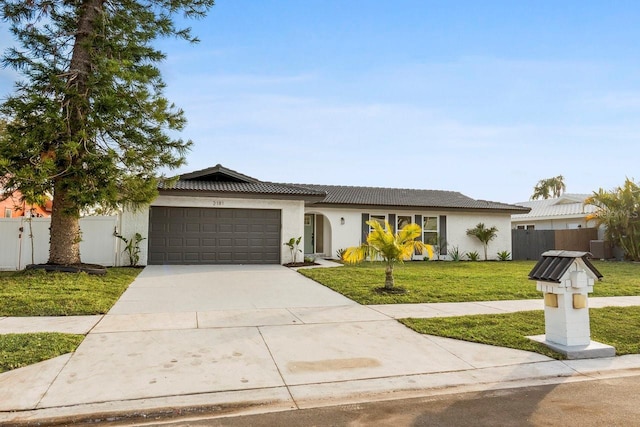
[159,180,327,197]
[158,164,529,212]
[528,250,603,283]
[295,184,530,212]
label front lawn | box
[401,306,640,359]
[0,268,141,316]
[0,333,85,373]
[299,260,640,304]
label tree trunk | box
[48,180,82,264]
[484,244,488,261]
[47,0,103,265]
[384,263,395,289]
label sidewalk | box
[2,296,640,334]
[1,270,640,426]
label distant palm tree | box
[466,223,499,261]
[585,178,640,261]
[531,175,566,200]
[343,220,433,291]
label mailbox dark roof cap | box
[528,250,603,283]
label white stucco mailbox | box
[528,250,615,359]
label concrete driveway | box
[2,265,562,420]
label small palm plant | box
[466,223,498,261]
[343,220,433,291]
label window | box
[527,225,535,230]
[304,215,312,226]
[370,214,386,231]
[4,208,12,218]
[397,215,412,231]
[423,216,438,245]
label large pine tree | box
[0,0,214,265]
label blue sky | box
[1,0,639,203]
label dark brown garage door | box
[148,207,281,265]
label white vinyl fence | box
[0,216,119,270]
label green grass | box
[299,260,640,304]
[401,306,640,359]
[0,268,141,316]
[0,333,84,373]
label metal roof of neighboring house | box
[512,194,597,220]
[528,250,603,283]
[295,184,530,212]
[158,164,529,212]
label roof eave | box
[307,201,530,214]
[512,213,594,222]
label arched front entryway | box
[303,212,333,257]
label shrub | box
[466,251,480,261]
[448,245,462,262]
[497,250,512,261]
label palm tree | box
[343,220,433,291]
[585,178,640,261]
[531,175,566,200]
[466,223,499,260]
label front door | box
[304,214,315,254]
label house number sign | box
[212,200,225,206]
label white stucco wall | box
[121,195,305,266]
[445,212,513,260]
[306,207,514,261]
[118,207,150,266]
[511,217,596,230]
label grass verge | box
[400,306,640,359]
[0,267,142,316]
[0,333,84,373]
[299,260,640,304]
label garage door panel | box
[201,223,216,233]
[234,238,249,246]
[218,237,232,246]
[185,223,200,232]
[184,252,200,261]
[168,238,184,247]
[167,252,183,262]
[264,224,280,233]
[168,223,184,233]
[149,207,281,265]
[184,238,200,247]
[202,239,216,247]
[217,252,232,261]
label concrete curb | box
[3,361,640,426]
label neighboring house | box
[122,164,530,265]
[511,194,598,232]
[510,194,609,260]
[0,189,52,218]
